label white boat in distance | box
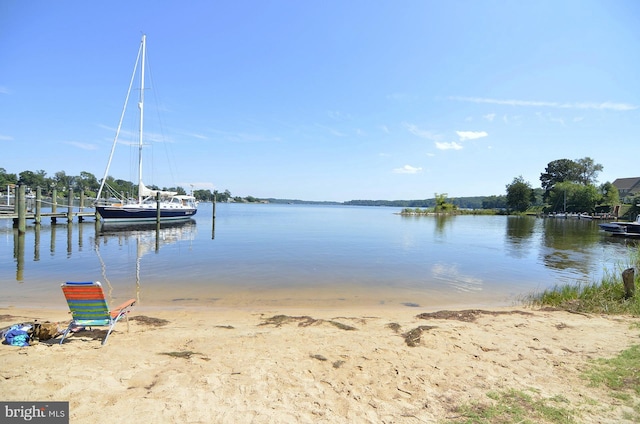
[599,214,640,237]
[95,35,197,223]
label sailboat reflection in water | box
[94,220,196,303]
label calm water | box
[1,203,637,310]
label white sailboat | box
[95,35,197,223]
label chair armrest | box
[110,299,137,319]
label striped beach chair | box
[60,281,136,345]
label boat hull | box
[96,206,197,223]
[599,215,640,238]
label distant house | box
[612,177,640,198]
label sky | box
[1,1,639,202]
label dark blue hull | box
[96,206,197,223]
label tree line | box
[3,156,634,213]
[0,168,236,203]
[505,157,626,214]
[344,196,508,209]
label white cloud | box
[380,125,390,134]
[435,141,463,150]
[0,134,13,141]
[483,113,496,122]
[450,96,638,111]
[393,165,423,174]
[0,87,8,94]
[456,131,488,141]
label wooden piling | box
[51,188,57,223]
[156,192,161,225]
[79,190,85,222]
[67,188,74,222]
[623,268,635,299]
[17,184,26,234]
[35,187,42,224]
[212,192,216,239]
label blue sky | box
[1,1,639,202]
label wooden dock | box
[0,210,97,222]
[2,185,99,232]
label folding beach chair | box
[60,281,136,345]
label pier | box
[0,185,98,233]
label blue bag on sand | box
[3,325,31,346]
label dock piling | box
[17,184,26,234]
[623,268,635,299]
[35,187,42,224]
[67,189,74,222]
[51,188,57,223]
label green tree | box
[0,168,18,188]
[212,189,232,203]
[572,184,600,212]
[193,189,213,201]
[171,186,187,195]
[575,157,603,185]
[18,170,47,190]
[548,181,600,213]
[53,171,74,191]
[505,176,535,212]
[433,193,456,213]
[540,157,604,202]
[482,195,507,209]
[532,188,545,206]
[599,181,620,207]
[540,159,580,196]
[76,171,99,194]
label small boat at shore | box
[599,214,640,237]
[94,35,197,223]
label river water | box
[1,203,637,311]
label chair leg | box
[59,327,72,345]
[102,324,115,345]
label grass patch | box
[445,389,576,424]
[584,345,640,395]
[525,247,640,316]
[582,345,640,421]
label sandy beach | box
[1,304,639,423]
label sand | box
[1,305,639,423]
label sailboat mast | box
[95,38,143,204]
[138,34,146,204]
